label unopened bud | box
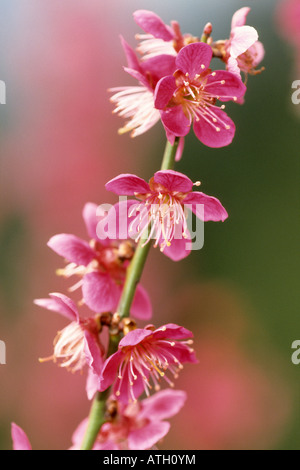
[118,241,135,260]
[203,22,213,36]
[123,318,137,335]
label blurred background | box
[0,0,299,450]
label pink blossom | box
[34,293,104,387]
[11,423,32,450]
[99,323,197,404]
[215,7,264,77]
[154,43,246,147]
[70,389,187,450]
[109,36,176,137]
[105,170,228,261]
[133,9,198,60]
[47,203,152,320]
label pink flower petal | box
[176,42,212,78]
[128,421,170,450]
[193,108,236,148]
[153,170,193,193]
[82,272,119,313]
[82,202,106,241]
[205,70,246,101]
[159,106,191,137]
[70,418,88,448]
[154,75,177,109]
[99,350,125,392]
[165,127,176,145]
[100,200,139,241]
[133,10,174,41]
[84,330,104,376]
[183,191,228,222]
[171,342,198,364]
[131,284,152,320]
[161,234,191,262]
[105,174,150,196]
[48,233,95,266]
[175,137,185,162]
[119,328,153,348]
[153,323,194,341]
[34,292,79,322]
[113,362,146,404]
[11,423,32,450]
[124,66,151,90]
[85,367,99,401]
[139,389,187,421]
[230,25,258,59]
[120,35,141,72]
[248,41,265,67]
[227,57,241,77]
[231,7,251,29]
[141,55,176,88]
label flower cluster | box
[110,7,264,151]
[11,7,264,451]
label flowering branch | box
[11,7,265,451]
[80,137,180,450]
[117,137,180,320]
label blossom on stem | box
[71,389,187,450]
[47,202,152,320]
[105,170,228,261]
[99,323,197,404]
[109,36,176,137]
[213,7,265,77]
[154,42,246,147]
[133,9,199,60]
[34,292,104,388]
[11,423,32,450]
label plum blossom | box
[154,43,246,147]
[11,423,32,450]
[109,36,176,137]
[34,293,104,380]
[48,202,152,320]
[133,9,199,61]
[99,323,197,404]
[213,7,265,77]
[105,170,228,261]
[70,389,187,450]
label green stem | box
[80,388,110,450]
[80,335,119,450]
[80,136,180,450]
[117,137,180,319]
[160,137,180,171]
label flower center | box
[56,242,133,291]
[171,70,236,133]
[130,187,188,252]
[115,335,193,403]
[39,321,86,373]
